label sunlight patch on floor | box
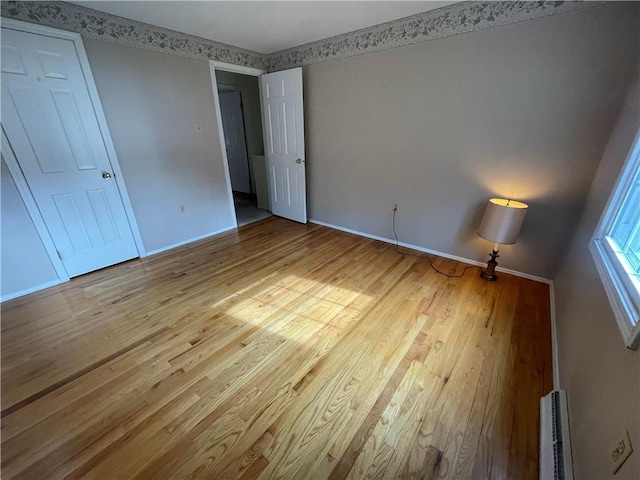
[221,274,374,334]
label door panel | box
[87,188,122,244]
[266,104,282,155]
[273,165,289,204]
[52,193,92,251]
[1,45,28,75]
[283,102,298,154]
[50,88,99,170]
[219,91,251,194]
[36,50,68,79]
[3,85,65,173]
[260,68,306,223]
[1,28,138,277]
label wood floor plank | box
[0,326,170,418]
[1,217,552,479]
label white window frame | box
[589,128,640,349]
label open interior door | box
[260,68,306,223]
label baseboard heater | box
[540,389,574,480]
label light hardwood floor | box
[1,217,553,479]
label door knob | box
[102,172,112,179]
[295,158,305,164]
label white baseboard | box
[142,225,236,257]
[549,283,561,390]
[1,227,238,302]
[1,278,64,302]
[308,218,552,284]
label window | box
[590,130,640,349]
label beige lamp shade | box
[477,198,528,245]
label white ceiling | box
[70,1,458,54]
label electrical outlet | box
[393,203,399,211]
[611,431,633,474]
[179,205,186,213]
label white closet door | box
[1,27,138,277]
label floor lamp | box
[477,198,528,281]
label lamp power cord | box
[392,207,479,278]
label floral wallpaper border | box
[1,1,608,72]
[267,1,608,71]
[0,1,269,69]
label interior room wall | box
[1,157,58,299]
[303,3,640,279]
[83,39,235,253]
[554,79,640,479]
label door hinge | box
[56,250,63,260]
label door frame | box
[1,19,146,279]
[208,60,267,227]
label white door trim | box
[1,129,70,282]
[210,61,266,77]
[0,18,79,41]
[208,60,267,227]
[1,19,146,258]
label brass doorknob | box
[102,172,112,179]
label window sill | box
[590,238,640,349]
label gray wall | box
[554,80,640,479]
[304,3,640,279]
[215,70,264,157]
[1,157,58,299]
[83,39,234,253]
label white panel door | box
[1,28,138,277]
[219,91,251,193]
[260,68,306,223]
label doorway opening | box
[213,68,271,227]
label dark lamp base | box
[480,249,500,282]
[480,269,498,281]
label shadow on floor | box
[234,191,271,226]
